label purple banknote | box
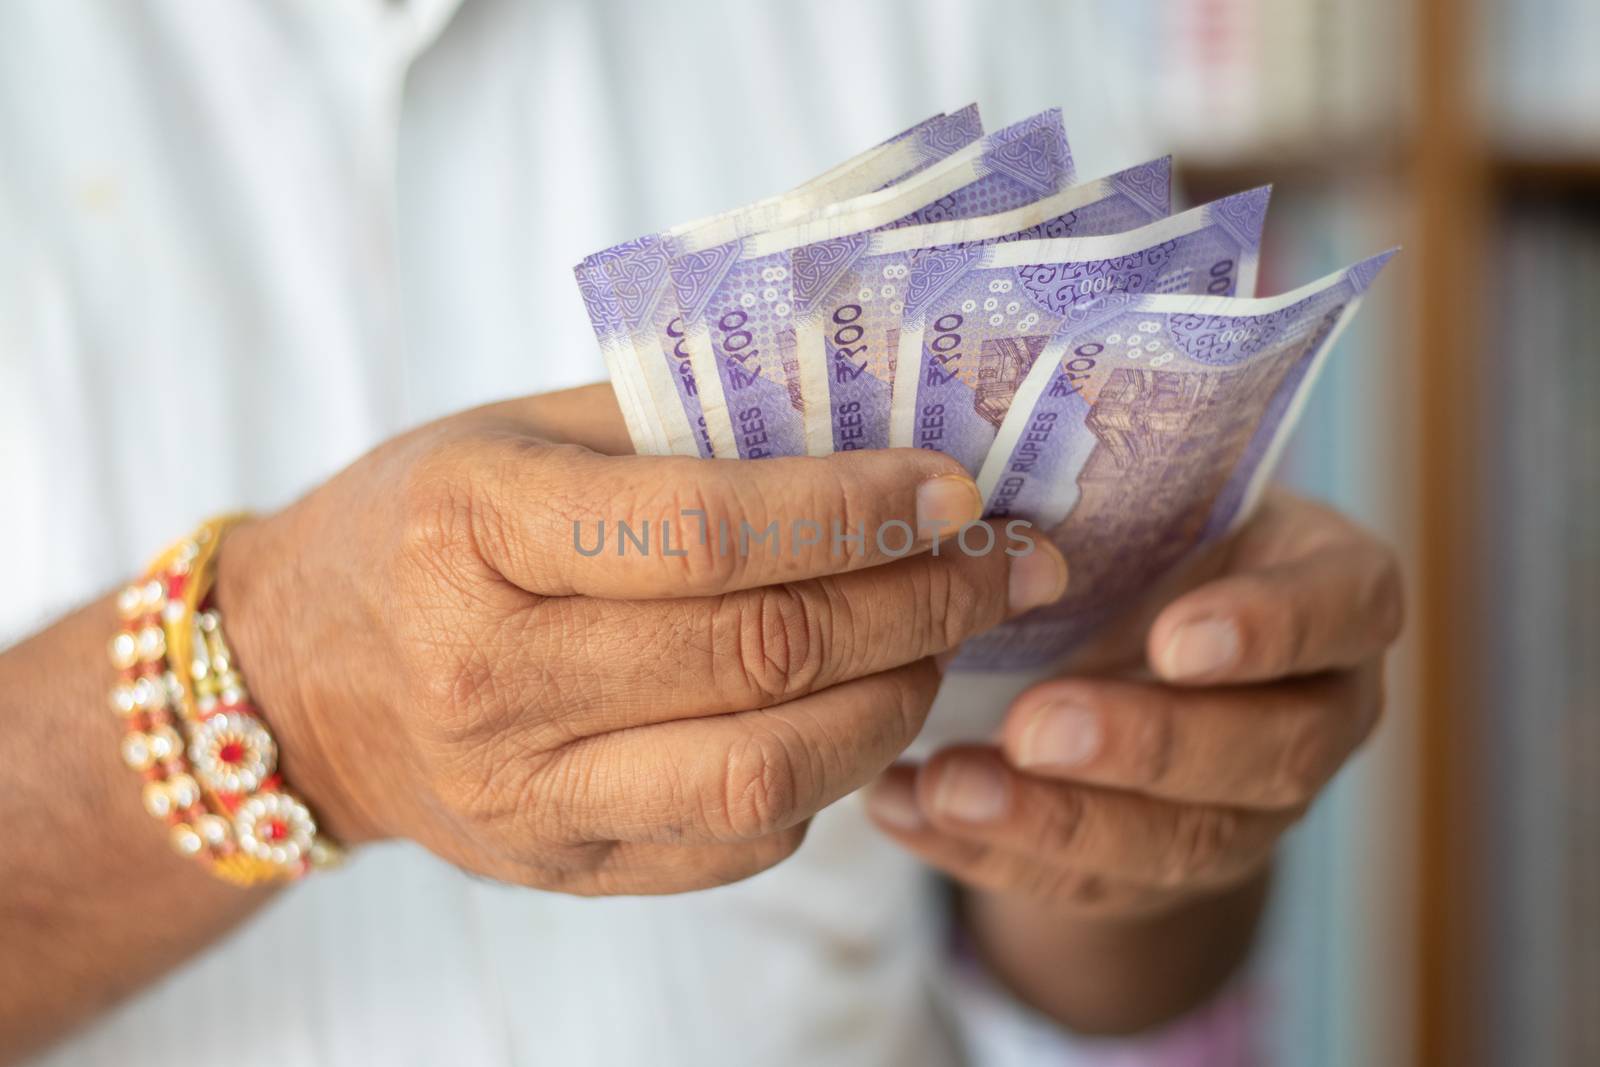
[575,106,985,455]
[887,186,1273,475]
[790,157,1174,456]
[672,110,1075,459]
[960,250,1397,669]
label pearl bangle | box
[109,517,341,885]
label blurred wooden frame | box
[1413,0,1488,1062]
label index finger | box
[470,438,988,598]
[1146,542,1403,685]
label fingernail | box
[1159,617,1240,679]
[1008,539,1068,614]
[916,474,983,541]
[865,774,925,830]
[932,759,1009,823]
[1018,704,1103,769]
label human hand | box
[213,390,1067,895]
[865,490,1402,917]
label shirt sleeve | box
[936,935,1264,1067]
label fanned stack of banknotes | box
[574,105,1394,670]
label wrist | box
[212,514,382,846]
[959,871,1270,1035]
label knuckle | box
[409,610,566,747]
[1012,861,1079,902]
[929,559,987,649]
[427,733,566,846]
[1270,675,1376,807]
[444,642,500,713]
[1127,703,1177,788]
[469,438,550,576]
[905,563,945,653]
[511,442,592,551]
[1034,788,1089,855]
[651,475,749,590]
[1270,712,1330,806]
[1165,807,1240,885]
[1370,553,1406,644]
[398,435,568,587]
[396,613,499,735]
[944,842,1009,893]
[397,438,481,570]
[808,460,869,565]
[1063,872,1111,908]
[1242,575,1305,675]
[717,729,803,839]
[421,639,507,743]
[990,853,1107,910]
[720,585,824,706]
[1037,870,1109,909]
[883,661,942,747]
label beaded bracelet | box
[109,516,340,885]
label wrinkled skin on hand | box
[215,392,1067,895]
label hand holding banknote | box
[212,391,1068,894]
[574,105,1403,1029]
[578,106,1394,674]
[865,489,1400,905]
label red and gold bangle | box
[108,516,341,886]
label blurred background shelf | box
[1492,157,1600,191]
[1186,152,1600,194]
[1177,148,1406,194]
[1107,1,1598,1065]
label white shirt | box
[0,3,1263,1064]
